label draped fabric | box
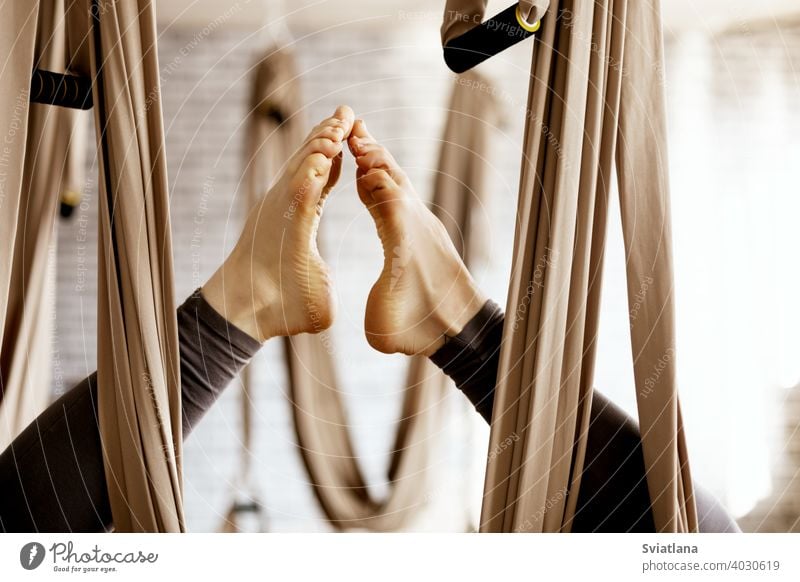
[442,0,697,532]
[0,0,86,449]
[216,51,302,532]
[65,0,184,532]
[433,73,503,265]
[0,2,40,444]
[1,0,181,531]
[243,49,499,530]
[218,367,269,533]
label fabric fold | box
[445,0,699,532]
[76,0,184,532]
[0,0,87,450]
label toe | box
[289,152,333,213]
[309,106,355,142]
[300,136,343,160]
[348,121,406,184]
[354,147,395,174]
[357,168,394,194]
[332,105,355,134]
[347,119,376,155]
[357,169,407,218]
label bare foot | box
[347,120,487,356]
[203,105,355,341]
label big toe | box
[348,121,404,180]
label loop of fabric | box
[3,0,184,532]
[80,0,184,532]
[475,0,697,533]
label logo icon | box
[20,542,46,570]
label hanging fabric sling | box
[243,48,500,530]
[2,0,182,531]
[215,48,303,534]
[63,0,184,532]
[218,365,269,533]
[0,0,86,450]
[441,0,697,532]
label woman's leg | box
[350,123,739,533]
[0,107,355,532]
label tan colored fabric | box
[0,0,87,449]
[219,366,269,533]
[243,50,499,530]
[442,0,697,532]
[220,47,308,534]
[616,0,697,533]
[65,0,185,532]
[0,1,39,375]
[433,74,502,264]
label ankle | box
[202,246,281,343]
[424,272,488,356]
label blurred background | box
[52,0,800,531]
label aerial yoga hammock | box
[441,0,698,532]
[0,0,185,532]
[0,0,86,451]
[241,47,502,530]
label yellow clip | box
[515,6,541,33]
[61,189,82,207]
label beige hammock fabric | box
[442,0,697,532]
[64,0,184,532]
[243,49,499,530]
[1,0,181,531]
[215,50,303,533]
[0,2,38,440]
[0,0,85,449]
[218,366,269,533]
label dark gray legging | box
[0,294,738,532]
